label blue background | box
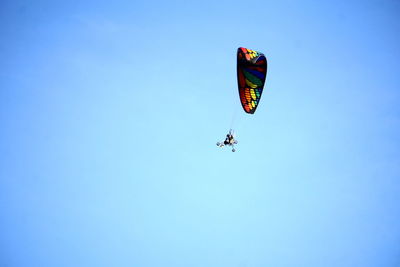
[1,1,400,266]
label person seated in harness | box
[224,133,235,145]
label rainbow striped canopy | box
[237,47,267,114]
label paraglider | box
[237,47,267,114]
[217,47,268,152]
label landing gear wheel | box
[216,142,221,146]
[232,148,236,152]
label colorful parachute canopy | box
[237,47,267,114]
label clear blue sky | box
[1,1,400,266]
